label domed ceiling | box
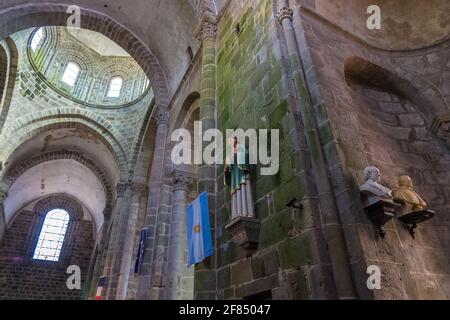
[27,26,151,108]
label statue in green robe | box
[225,136,254,219]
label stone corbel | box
[225,216,260,251]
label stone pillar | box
[0,184,7,242]
[86,202,113,299]
[194,20,218,300]
[135,109,170,300]
[165,171,193,299]
[276,1,356,299]
[115,183,148,300]
[104,182,132,299]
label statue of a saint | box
[393,176,427,212]
[225,136,254,219]
[360,166,393,205]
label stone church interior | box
[0,0,449,301]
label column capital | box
[131,182,149,194]
[172,170,194,192]
[0,182,8,201]
[276,7,294,23]
[197,21,217,42]
[116,182,130,197]
[156,109,170,125]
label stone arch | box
[1,114,129,178]
[128,98,157,181]
[0,37,18,135]
[0,3,170,110]
[173,92,201,131]
[170,92,201,211]
[343,55,450,206]
[2,151,114,229]
[344,56,443,125]
[188,0,219,18]
[3,151,113,204]
[340,54,450,299]
[33,194,85,221]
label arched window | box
[142,78,149,94]
[61,62,80,87]
[107,76,123,97]
[31,27,45,51]
[33,209,70,261]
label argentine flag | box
[186,192,213,267]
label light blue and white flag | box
[186,191,213,267]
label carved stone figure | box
[225,136,254,219]
[393,176,427,212]
[360,166,393,205]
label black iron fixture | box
[363,200,400,238]
[286,197,303,209]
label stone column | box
[102,183,128,299]
[104,182,132,299]
[195,20,218,300]
[165,171,193,299]
[0,184,7,242]
[135,109,170,300]
[86,200,113,299]
[276,1,356,299]
[115,183,148,300]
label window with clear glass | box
[31,28,45,51]
[142,78,149,94]
[61,62,80,87]
[33,209,70,262]
[107,76,123,97]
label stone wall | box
[296,4,450,299]
[0,198,94,300]
[215,0,325,300]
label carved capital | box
[0,182,8,201]
[131,182,149,194]
[276,7,294,22]
[197,21,217,41]
[431,114,450,145]
[116,182,130,197]
[156,110,170,125]
[172,171,194,191]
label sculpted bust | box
[393,176,427,212]
[360,166,393,205]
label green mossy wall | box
[215,0,312,299]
